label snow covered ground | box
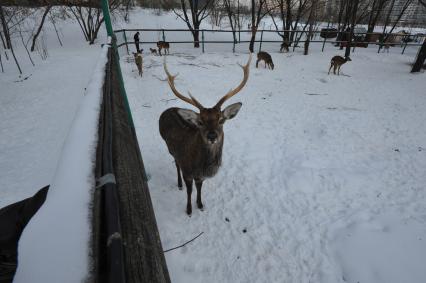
[120,10,426,283]
[0,18,104,209]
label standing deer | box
[133,52,143,77]
[280,42,289,53]
[256,51,274,70]
[150,47,158,55]
[328,55,351,75]
[159,54,252,215]
[157,41,170,56]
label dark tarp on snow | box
[0,186,49,283]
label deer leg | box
[337,66,341,75]
[256,59,260,68]
[195,179,204,210]
[159,47,162,56]
[328,64,333,75]
[183,177,193,215]
[333,65,337,74]
[175,161,182,189]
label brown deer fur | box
[150,47,158,55]
[159,54,252,215]
[328,55,351,75]
[280,42,289,52]
[133,52,143,77]
[157,41,170,56]
[256,51,274,70]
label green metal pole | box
[259,30,264,52]
[101,0,114,37]
[101,0,135,128]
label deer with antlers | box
[159,54,252,215]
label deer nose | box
[207,131,217,142]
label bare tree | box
[345,0,359,58]
[379,0,413,52]
[0,5,22,74]
[173,0,215,48]
[268,0,292,46]
[223,0,238,43]
[209,0,225,27]
[1,0,100,8]
[365,0,390,43]
[69,0,119,44]
[31,5,52,51]
[411,0,426,72]
[249,0,277,52]
[304,0,318,55]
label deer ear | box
[177,109,202,127]
[222,102,242,120]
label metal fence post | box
[378,32,386,53]
[321,33,327,52]
[202,30,205,53]
[402,41,408,54]
[123,30,129,55]
[259,30,264,52]
[162,29,166,42]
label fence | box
[114,28,424,55]
[93,43,170,283]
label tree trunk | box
[224,0,237,43]
[193,29,200,48]
[345,0,358,57]
[411,38,426,72]
[0,6,11,49]
[31,5,52,52]
[249,30,256,52]
[284,0,292,44]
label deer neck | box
[196,133,223,178]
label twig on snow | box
[305,92,328,96]
[164,232,204,253]
[14,74,32,83]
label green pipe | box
[101,0,135,128]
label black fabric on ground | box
[0,186,49,283]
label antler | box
[164,59,204,110]
[215,53,252,109]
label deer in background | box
[328,55,351,75]
[150,48,158,55]
[157,41,170,56]
[159,54,252,215]
[256,51,274,70]
[280,42,289,53]
[133,52,143,77]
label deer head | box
[163,54,252,145]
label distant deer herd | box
[128,37,362,214]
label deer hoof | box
[186,206,192,216]
[197,202,204,210]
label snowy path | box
[0,43,101,208]
[123,47,426,283]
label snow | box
[120,9,426,283]
[13,42,109,283]
[326,212,426,283]
[0,17,104,209]
[1,7,425,283]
